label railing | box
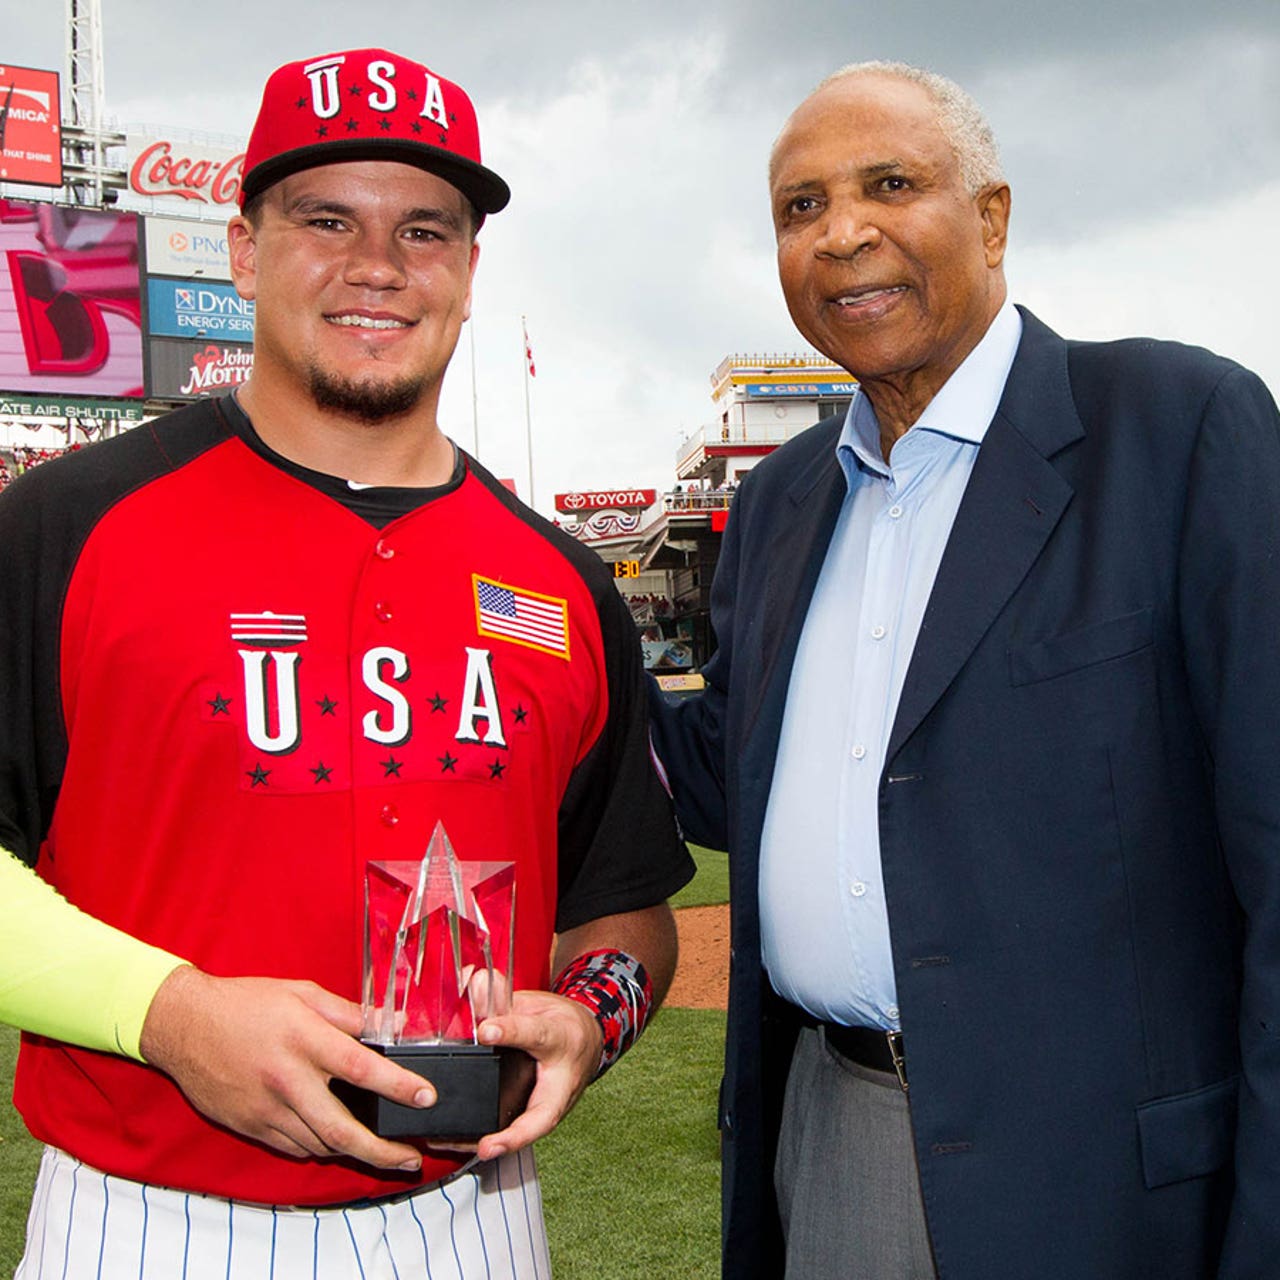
[675,421,796,470]
[710,352,845,385]
[661,489,734,515]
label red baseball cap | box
[239,48,510,216]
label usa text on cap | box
[240,48,510,216]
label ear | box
[977,183,1011,269]
[462,239,481,323]
[227,214,259,301]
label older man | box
[0,47,690,1279]
[653,62,1280,1278]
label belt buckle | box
[886,1030,908,1093]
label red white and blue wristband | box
[552,948,654,1077]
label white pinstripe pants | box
[16,1145,552,1280]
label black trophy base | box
[333,1042,536,1142]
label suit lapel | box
[740,427,846,765]
[886,310,1085,762]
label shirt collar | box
[837,300,1023,484]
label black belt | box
[808,1018,909,1092]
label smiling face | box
[770,73,1009,428]
[228,159,479,427]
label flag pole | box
[521,315,535,508]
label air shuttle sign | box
[147,278,253,339]
[0,65,62,187]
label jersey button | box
[380,804,399,827]
[374,539,395,560]
[375,601,393,623]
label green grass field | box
[0,848,729,1276]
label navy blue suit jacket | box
[653,310,1280,1279]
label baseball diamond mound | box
[666,904,729,1010]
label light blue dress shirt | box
[758,302,1023,1030]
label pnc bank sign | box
[554,489,656,514]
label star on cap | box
[379,117,393,132]
[316,125,328,139]
[295,96,308,109]
[348,83,362,97]
[346,117,359,132]
[410,121,423,135]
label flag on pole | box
[522,317,536,377]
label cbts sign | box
[554,489,656,514]
[147,277,253,339]
[126,133,244,209]
[143,216,232,281]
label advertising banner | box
[743,381,857,397]
[0,392,145,448]
[0,198,143,397]
[554,488,656,514]
[125,131,244,210]
[147,337,252,399]
[0,65,62,187]
[143,216,232,281]
[146,277,254,340]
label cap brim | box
[241,138,511,214]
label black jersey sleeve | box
[0,401,233,865]
[553,562,694,932]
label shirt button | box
[852,744,867,760]
[871,624,886,640]
[380,804,399,827]
[888,504,903,519]
[851,881,867,898]
[887,1005,900,1021]
[374,539,395,560]
[375,601,393,623]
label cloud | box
[1009,176,1280,397]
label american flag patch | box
[473,575,570,659]
[230,611,308,647]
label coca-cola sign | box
[147,338,252,400]
[126,132,245,208]
[554,489,656,514]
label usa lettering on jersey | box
[205,611,534,792]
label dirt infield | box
[666,904,730,1010]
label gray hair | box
[809,61,1004,195]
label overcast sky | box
[12,1,1279,511]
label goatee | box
[306,366,424,424]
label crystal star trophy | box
[333,822,535,1141]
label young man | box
[1,48,691,1278]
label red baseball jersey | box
[0,396,691,1205]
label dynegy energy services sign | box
[146,278,254,339]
